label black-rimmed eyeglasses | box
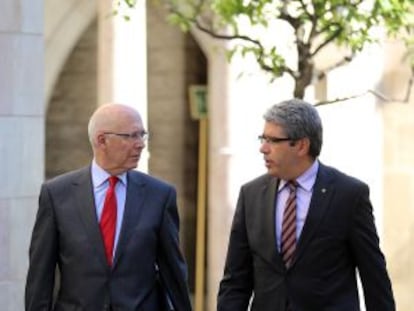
[258,135,293,144]
[104,131,149,141]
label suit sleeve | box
[217,186,253,311]
[157,186,192,311]
[25,184,58,311]
[349,183,395,311]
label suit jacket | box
[25,166,192,311]
[217,162,395,311]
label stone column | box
[206,51,232,311]
[98,0,148,171]
[0,0,44,309]
[382,39,414,311]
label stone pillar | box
[206,49,232,311]
[382,40,414,311]
[0,0,44,309]
[98,0,148,171]
[98,0,115,105]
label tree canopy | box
[120,0,414,103]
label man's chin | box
[266,168,279,178]
[128,161,139,170]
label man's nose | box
[259,143,268,154]
[134,139,145,148]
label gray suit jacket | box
[217,162,395,311]
[25,166,192,311]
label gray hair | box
[264,98,323,158]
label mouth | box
[131,154,140,161]
[264,158,272,168]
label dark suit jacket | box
[25,166,192,311]
[217,162,395,311]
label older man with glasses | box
[25,103,192,311]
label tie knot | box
[287,180,298,192]
[108,176,118,188]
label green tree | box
[121,0,414,103]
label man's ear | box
[297,137,310,156]
[97,133,106,147]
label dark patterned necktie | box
[281,181,298,268]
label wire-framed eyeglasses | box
[104,131,149,141]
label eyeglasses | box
[104,131,149,141]
[258,135,293,144]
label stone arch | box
[44,0,97,178]
[45,18,97,178]
[45,0,97,105]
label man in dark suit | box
[25,103,192,311]
[217,99,395,311]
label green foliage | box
[112,0,139,21]
[122,0,414,98]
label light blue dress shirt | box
[275,160,319,252]
[91,160,127,256]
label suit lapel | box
[73,167,109,269]
[260,177,285,267]
[292,163,335,266]
[112,171,146,268]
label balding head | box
[88,103,142,148]
[87,103,146,175]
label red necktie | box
[100,176,118,266]
[281,181,298,268]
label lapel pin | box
[321,188,327,193]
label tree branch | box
[167,3,301,81]
[317,53,355,80]
[279,12,300,30]
[315,70,414,106]
[192,17,297,79]
[307,4,320,44]
[298,0,313,20]
[312,24,343,56]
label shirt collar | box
[91,159,127,188]
[278,160,319,192]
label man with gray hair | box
[217,99,395,311]
[26,103,192,311]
